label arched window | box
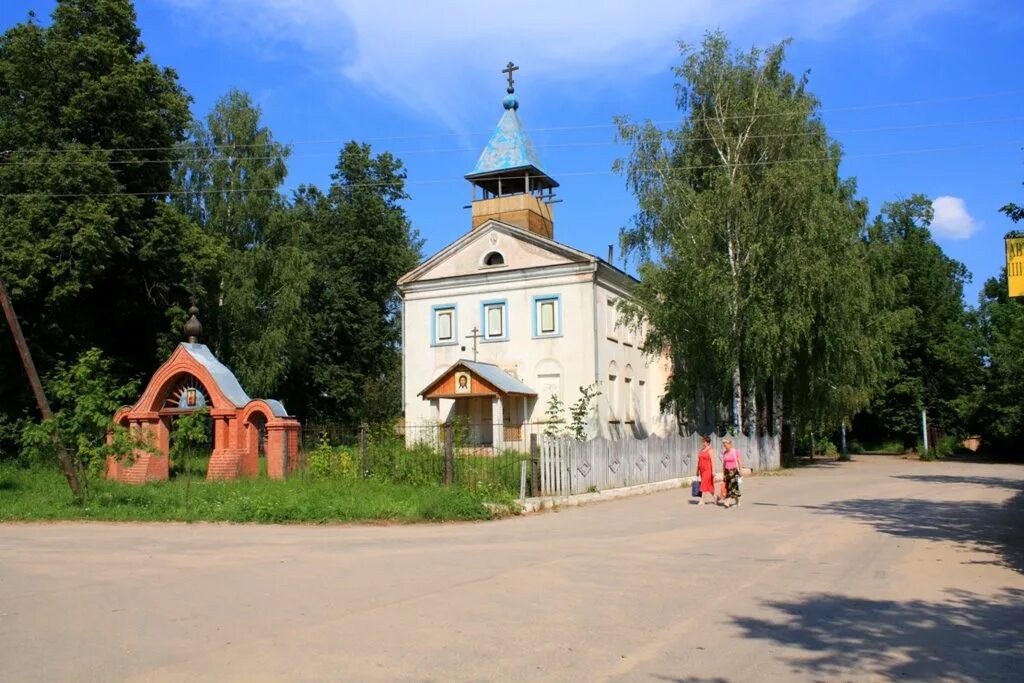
[624,364,634,422]
[484,251,505,266]
[607,361,619,421]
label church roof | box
[459,360,536,396]
[468,104,547,177]
[419,359,536,399]
[466,93,557,189]
[398,219,640,289]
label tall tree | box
[973,177,1024,452]
[286,142,422,423]
[616,32,889,439]
[859,196,981,445]
[974,270,1024,451]
[173,90,311,397]
[0,0,193,454]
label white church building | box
[398,69,673,447]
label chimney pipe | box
[607,244,614,264]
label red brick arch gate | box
[107,343,300,484]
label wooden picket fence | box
[538,431,780,497]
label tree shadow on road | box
[810,487,1024,574]
[731,588,1024,681]
[891,473,1024,492]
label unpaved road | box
[1,455,1022,682]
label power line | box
[3,116,1023,168]
[3,139,1019,200]
[5,88,1023,157]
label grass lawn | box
[0,465,515,523]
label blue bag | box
[691,479,701,497]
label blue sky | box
[3,0,1022,303]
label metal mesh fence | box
[298,422,557,496]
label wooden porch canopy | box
[420,360,537,400]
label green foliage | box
[861,196,981,445]
[0,4,421,444]
[306,436,358,480]
[568,383,601,440]
[19,348,143,474]
[447,417,471,452]
[453,451,524,494]
[0,1,194,451]
[963,180,1024,454]
[1002,204,1023,224]
[168,408,209,463]
[934,434,959,458]
[0,464,499,523]
[543,393,567,438]
[302,427,525,495]
[814,437,838,457]
[173,89,312,396]
[973,270,1024,451]
[285,143,423,422]
[615,32,889,436]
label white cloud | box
[931,196,981,240]
[162,0,952,129]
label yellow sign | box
[1008,236,1024,298]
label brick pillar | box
[240,421,260,477]
[207,411,241,480]
[266,424,286,479]
[146,416,170,481]
[286,423,300,474]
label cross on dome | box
[502,61,519,94]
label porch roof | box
[419,360,537,400]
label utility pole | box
[0,276,83,497]
[839,420,849,461]
[921,408,929,455]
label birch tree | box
[173,90,311,396]
[616,32,890,438]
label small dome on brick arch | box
[483,251,505,266]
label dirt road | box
[1,455,1022,681]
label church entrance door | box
[453,397,494,446]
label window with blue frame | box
[481,299,508,341]
[432,305,457,346]
[532,294,562,338]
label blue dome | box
[502,94,519,111]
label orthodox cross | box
[502,61,519,93]
[466,326,483,361]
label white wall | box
[400,224,675,438]
[402,269,596,427]
[594,279,674,438]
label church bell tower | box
[465,62,558,239]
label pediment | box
[398,220,594,286]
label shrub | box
[19,348,145,475]
[306,436,358,479]
[815,437,838,456]
[933,435,959,458]
[384,441,442,487]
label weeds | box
[0,465,500,523]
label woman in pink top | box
[721,437,742,507]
